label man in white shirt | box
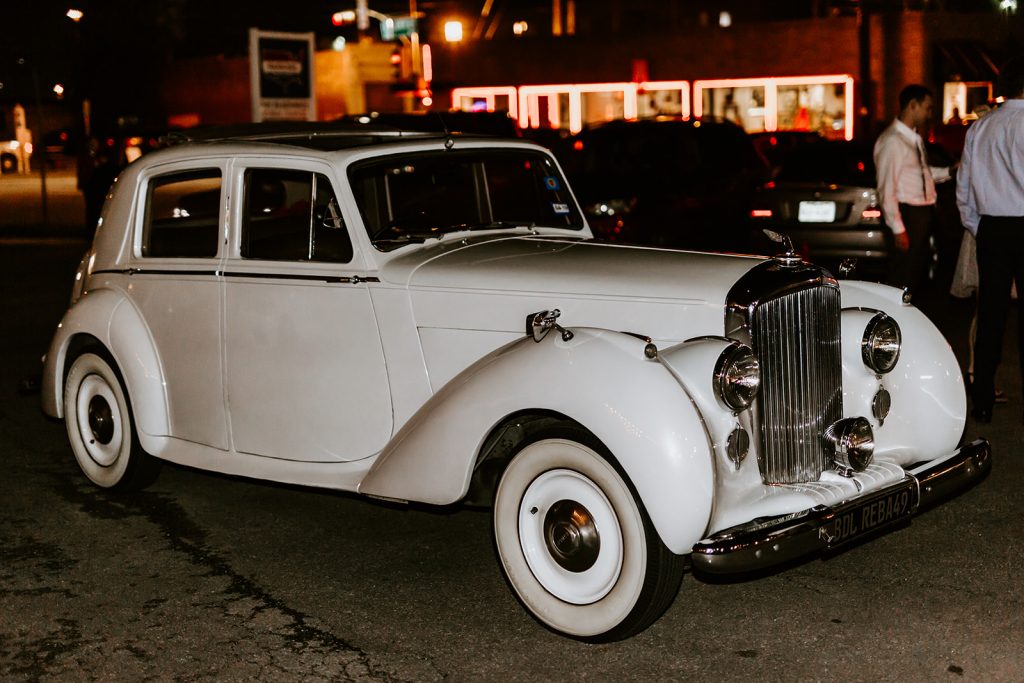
[873,85,951,291]
[956,56,1024,423]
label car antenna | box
[434,112,455,150]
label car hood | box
[379,234,764,304]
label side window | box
[142,169,222,258]
[242,168,352,263]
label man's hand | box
[894,232,910,251]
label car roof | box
[122,129,554,174]
[163,117,521,151]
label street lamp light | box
[66,8,83,22]
[444,20,463,43]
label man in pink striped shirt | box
[874,85,952,291]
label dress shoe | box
[971,407,992,423]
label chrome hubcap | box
[544,500,600,572]
[88,395,114,445]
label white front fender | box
[358,328,715,554]
[840,281,966,463]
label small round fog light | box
[824,417,875,477]
[726,427,750,469]
[872,388,891,425]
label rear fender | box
[359,328,715,554]
[41,289,169,437]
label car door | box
[221,160,392,462]
[128,161,229,448]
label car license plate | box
[798,201,836,223]
[819,481,916,548]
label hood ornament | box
[762,229,802,267]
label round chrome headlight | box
[715,343,760,412]
[824,417,875,476]
[861,313,901,374]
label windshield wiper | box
[447,221,536,232]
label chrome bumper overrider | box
[691,439,991,574]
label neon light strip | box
[519,83,641,133]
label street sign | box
[381,16,417,40]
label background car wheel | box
[0,154,16,174]
[63,351,161,490]
[492,430,685,641]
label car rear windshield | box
[349,149,583,250]
[571,122,767,184]
[775,143,876,187]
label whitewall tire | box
[63,351,161,490]
[493,431,685,641]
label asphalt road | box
[1,176,1022,681]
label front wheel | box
[63,351,161,490]
[492,433,685,641]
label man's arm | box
[956,127,981,235]
[873,133,908,249]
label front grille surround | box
[726,259,843,485]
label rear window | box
[575,122,766,182]
[142,169,222,258]
[776,143,876,187]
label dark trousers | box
[972,215,1024,412]
[888,203,935,291]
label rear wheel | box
[492,431,685,641]
[63,351,161,490]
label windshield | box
[349,149,584,250]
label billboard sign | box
[249,29,317,122]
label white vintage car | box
[41,125,990,641]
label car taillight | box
[862,209,882,220]
[751,209,773,218]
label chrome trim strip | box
[690,438,991,575]
[93,268,380,284]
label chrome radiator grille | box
[750,284,843,484]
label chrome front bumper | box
[691,439,991,574]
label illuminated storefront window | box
[694,75,854,140]
[942,81,993,122]
[450,86,519,120]
[636,81,691,120]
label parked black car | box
[558,118,770,253]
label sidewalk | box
[0,170,89,238]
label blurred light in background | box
[444,20,463,43]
